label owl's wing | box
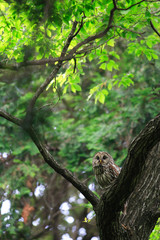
[109,163,120,179]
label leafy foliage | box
[0,0,160,239]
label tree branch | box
[114,25,145,35]
[0,109,99,207]
[0,57,71,70]
[66,7,116,58]
[116,0,145,10]
[150,20,160,37]
[0,5,115,72]
[72,16,84,38]
[60,20,78,57]
[23,62,62,126]
[0,10,112,71]
[27,126,99,208]
[0,109,22,127]
[24,20,83,126]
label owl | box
[93,151,121,188]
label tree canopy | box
[0,0,160,239]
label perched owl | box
[93,151,121,188]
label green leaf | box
[108,83,112,90]
[102,89,109,96]
[72,83,82,91]
[145,51,152,61]
[152,53,158,60]
[99,63,106,70]
[47,29,52,37]
[13,159,23,164]
[63,84,68,94]
[107,39,115,47]
[96,92,105,104]
[19,187,31,196]
[107,60,118,71]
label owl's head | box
[92,151,113,167]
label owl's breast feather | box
[93,165,105,175]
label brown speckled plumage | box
[93,151,120,188]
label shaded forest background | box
[0,0,160,239]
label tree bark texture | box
[122,143,160,239]
[95,124,160,240]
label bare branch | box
[72,16,84,38]
[73,57,77,73]
[23,62,62,126]
[0,57,71,71]
[27,126,99,208]
[0,109,99,207]
[24,20,83,125]
[0,109,22,127]
[60,21,78,57]
[150,20,160,37]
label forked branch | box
[24,20,81,125]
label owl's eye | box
[96,156,100,160]
[103,155,107,160]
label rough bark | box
[122,143,160,239]
[95,114,160,240]
[96,143,160,239]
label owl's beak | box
[99,159,102,164]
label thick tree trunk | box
[122,143,160,239]
[96,143,160,240]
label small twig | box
[150,20,160,37]
[73,57,77,73]
[116,0,145,11]
[114,25,145,35]
[60,21,78,57]
[37,102,58,110]
[72,16,84,38]
[23,62,62,127]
